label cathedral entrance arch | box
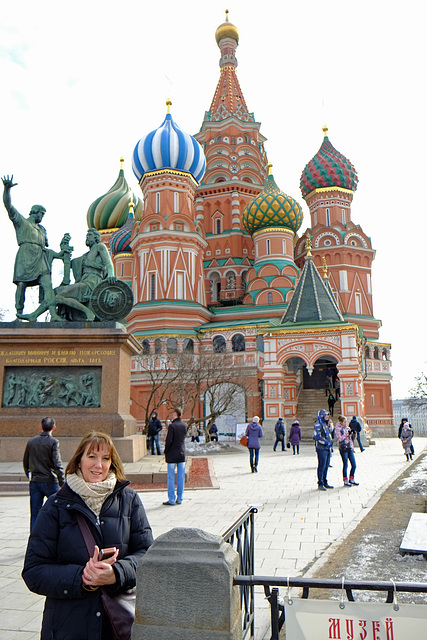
[303,356,338,390]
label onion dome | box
[243,165,303,236]
[132,100,206,184]
[215,9,239,44]
[109,202,135,255]
[300,126,358,199]
[87,158,143,230]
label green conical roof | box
[281,254,344,324]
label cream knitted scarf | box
[66,470,116,517]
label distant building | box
[393,399,427,437]
[87,13,393,437]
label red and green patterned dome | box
[243,166,303,236]
[300,126,358,199]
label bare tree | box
[408,372,427,413]
[165,352,256,440]
[131,354,184,431]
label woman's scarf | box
[66,470,116,517]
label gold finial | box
[267,162,273,176]
[120,156,124,170]
[129,200,134,214]
[225,9,229,22]
[166,99,172,114]
[322,256,328,278]
[305,230,312,256]
[322,125,328,137]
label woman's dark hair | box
[65,431,126,481]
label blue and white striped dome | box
[132,102,206,184]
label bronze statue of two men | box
[2,175,117,322]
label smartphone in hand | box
[99,547,117,560]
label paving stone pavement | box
[0,437,424,639]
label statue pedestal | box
[0,321,146,462]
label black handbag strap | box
[75,512,96,558]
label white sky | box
[1,0,426,399]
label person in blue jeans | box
[313,409,334,490]
[163,408,188,505]
[23,417,65,531]
[336,415,359,486]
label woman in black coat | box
[22,431,153,640]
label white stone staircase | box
[296,388,342,441]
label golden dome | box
[215,10,239,45]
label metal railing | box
[223,506,258,639]
[233,575,427,640]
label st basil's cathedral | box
[86,12,393,438]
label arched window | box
[155,192,160,213]
[241,271,247,292]
[382,348,388,361]
[215,218,221,234]
[174,192,179,213]
[266,239,271,255]
[167,338,177,354]
[365,346,370,359]
[374,346,379,360]
[154,338,162,354]
[183,338,194,354]
[232,334,245,352]
[326,208,330,226]
[142,340,150,355]
[267,292,273,304]
[213,335,226,353]
[256,335,264,352]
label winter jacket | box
[289,424,301,446]
[349,417,361,433]
[245,422,263,449]
[313,415,333,450]
[400,425,414,452]
[147,413,163,436]
[274,420,285,438]
[335,423,354,451]
[164,417,187,463]
[22,481,153,640]
[23,431,65,485]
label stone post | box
[133,527,242,640]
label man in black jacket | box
[147,411,163,455]
[23,416,65,530]
[163,408,187,505]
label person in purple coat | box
[289,420,301,455]
[245,416,263,473]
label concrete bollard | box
[133,527,242,640]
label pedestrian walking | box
[209,422,219,441]
[23,416,65,531]
[398,418,414,455]
[273,417,285,452]
[289,420,301,454]
[400,422,414,461]
[245,416,263,472]
[334,375,341,401]
[327,393,336,416]
[336,415,359,486]
[349,415,365,452]
[190,423,200,443]
[313,409,334,490]
[163,408,188,505]
[22,431,153,640]
[147,411,162,455]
